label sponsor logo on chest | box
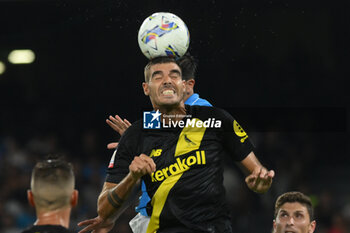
[151,150,206,182]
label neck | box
[34,207,71,228]
[183,90,194,103]
[156,102,187,122]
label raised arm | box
[240,151,275,193]
[78,154,156,233]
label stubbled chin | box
[160,95,177,100]
[158,97,181,105]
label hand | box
[245,167,275,193]
[129,154,156,181]
[106,115,131,136]
[78,215,114,233]
[107,142,118,150]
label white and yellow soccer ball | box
[138,12,190,59]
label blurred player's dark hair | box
[176,52,198,81]
[274,191,314,220]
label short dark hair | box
[144,56,180,82]
[274,191,314,220]
[177,53,197,81]
[31,155,75,210]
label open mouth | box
[161,89,175,96]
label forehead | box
[279,202,308,214]
[150,62,180,73]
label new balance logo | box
[150,149,162,157]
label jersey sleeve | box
[215,108,254,161]
[105,124,140,184]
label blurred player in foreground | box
[78,56,274,233]
[273,191,316,233]
[22,156,78,233]
[106,54,212,233]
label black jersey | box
[22,225,75,233]
[106,105,254,233]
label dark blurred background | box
[0,0,348,233]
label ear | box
[27,190,35,207]
[272,219,277,233]
[309,220,316,233]
[70,190,79,207]
[182,80,186,91]
[142,82,149,96]
[186,79,195,88]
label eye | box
[280,213,288,218]
[153,75,162,80]
[169,71,181,79]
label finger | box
[259,170,274,185]
[133,158,154,175]
[106,119,119,131]
[139,160,153,174]
[129,165,145,179]
[144,161,155,174]
[259,168,268,179]
[78,218,96,226]
[78,223,99,233]
[132,155,156,174]
[254,172,262,188]
[252,167,261,176]
[264,175,273,185]
[115,115,124,123]
[130,157,144,172]
[245,174,256,184]
[124,119,132,126]
[120,122,128,130]
[139,154,156,172]
[107,142,118,149]
[109,115,118,124]
[116,118,129,131]
[264,171,274,183]
[108,116,122,129]
[139,153,147,158]
[268,170,275,178]
[113,115,129,129]
[247,167,260,187]
[146,159,156,172]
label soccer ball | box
[138,12,190,59]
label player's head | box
[176,53,197,102]
[27,155,78,213]
[143,56,185,109]
[273,191,316,233]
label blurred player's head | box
[273,191,316,233]
[143,56,185,110]
[177,53,197,102]
[28,155,78,213]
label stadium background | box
[0,0,348,232]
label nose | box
[286,216,295,226]
[162,74,172,84]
